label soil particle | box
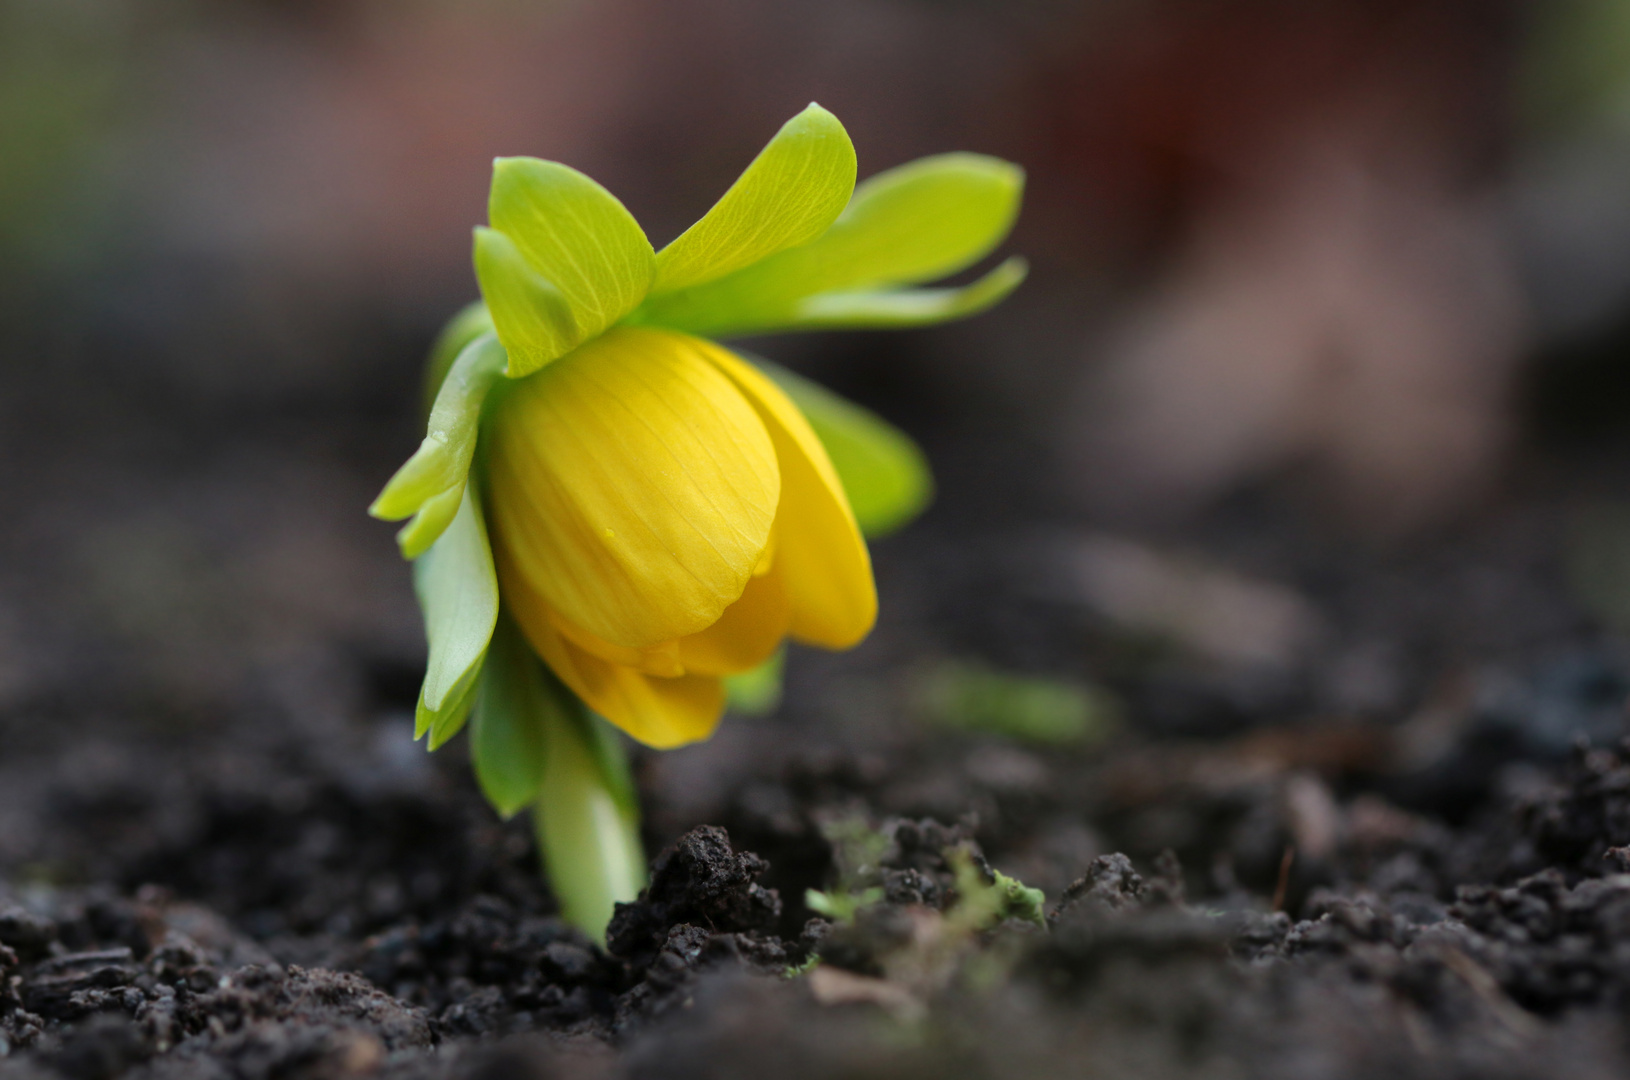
[0,912,57,966]
[603,827,795,1038]
[1450,869,1630,1013]
[352,893,619,1039]
[0,888,431,1076]
[1051,853,1148,919]
[1513,742,1630,878]
[605,826,782,970]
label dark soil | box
[10,408,1630,1077]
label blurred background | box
[9,0,1630,795]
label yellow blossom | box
[372,101,1024,753]
[485,327,874,746]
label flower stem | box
[533,702,646,945]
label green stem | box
[534,704,646,945]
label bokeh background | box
[9,0,1630,807]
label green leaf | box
[416,651,483,746]
[535,688,646,944]
[469,616,549,816]
[761,363,932,538]
[393,484,466,563]
[787,256,1026,330]
[946,848,1047,931]
[635,152,1024,337]
[370,332,507,557]
[651,103,856,295]
[916,658,1118,746]
[804,886,884,924]
[485,157,654,375]
[422,300,494,415]
[758,151,1024,294]
[723,647,785,715]
[991,869,1048,928]
[411,485,499,727]
[473,228,577,379]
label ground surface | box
[9,379,1630,1078]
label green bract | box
[410,485,497,749]
[372,333,506,559]
[469,615,550,816]
[652,105,855,293]
[634,150,1025,337]
[369,102,1025,940]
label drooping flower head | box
[372,103,1024,758]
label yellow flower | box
[372,102,1025,755]
[484,327,874,747]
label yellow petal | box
[753,528,778,576]
[678,560,792,676]
[548,610,685,678]
[486,328,780,649]
[500,553,724,748]
[702,347,877,648]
